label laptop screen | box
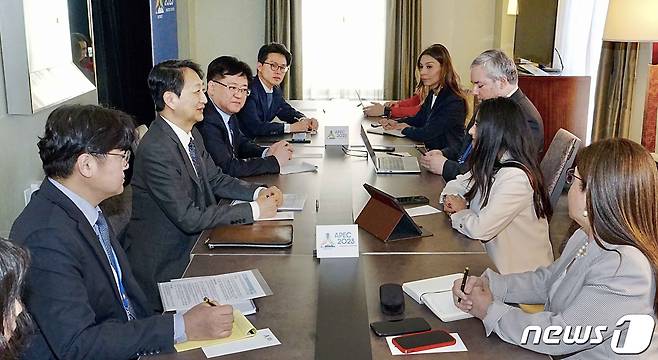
[360,125,378,168]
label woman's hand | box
[444,194,467,214]
[382,122,409,131]
[363,102,385,117]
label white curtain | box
[553,0,610,144]
[301,0,386,100]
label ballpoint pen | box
[203,296,217,306]
[458,267,469,303]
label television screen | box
[514,0,559,66]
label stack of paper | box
[280,160,318,175]
[402,273,473,322]
[279,194,307,211]
[175,309,257,352]
[158,269,273,312]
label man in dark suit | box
[237,42,319,138]
[125,60,282,311]
[197,56,293,177]
[10,104,235,359]
[420,49,544,181]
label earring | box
[583,210,588,218]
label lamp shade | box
[603,0,658,41]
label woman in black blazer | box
[380,44,467,150]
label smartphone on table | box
[369,317,431,337]
[392,329,456,353]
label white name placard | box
[324,126,349,146]
[315,225,359,258]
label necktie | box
[266,93,273,109]
[96,211,136,321]
[227,116,236,147]
[458,143,473,165]
[188,138,201,176]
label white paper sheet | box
[385,333,467,355]
[159,270,271,311]
[280,160,318,175]
[257,211,294,221]
[279,194,307,211]
[202,328,281,358]
[292,152,324,159]
[406,205,441,217]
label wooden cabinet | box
[518,75,591,153]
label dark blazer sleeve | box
[442,159,464,182]
[273,88,305,123]
[137,136,256,234]
[198,122,279,177]
[238,93,285,137]
[23,228,174,359]
[401,92,466,147]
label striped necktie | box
[188,138,201,176]
[96,211,136,321]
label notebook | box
[402,273,473,322]
[175,309,257,352]
[205,224,293,248]
[366,126,406,138]
[360,125,420,174]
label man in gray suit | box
[126,59,282,311]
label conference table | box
[154,100,547,360]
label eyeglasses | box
[565,168,582,185]
[263,62,289,73]
[105,150,131,164]
[209,79,251,96]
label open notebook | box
[402,273,473,322]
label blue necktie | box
[266,93,273,109]
[96,211,136,321]
[188,139,201,176]
[458,143,473,165]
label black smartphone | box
[371,123,382,128]
[392,330,456,353]
[396,195,430,206]
[370,317,431,337]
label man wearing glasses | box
[238,42,319,138]
[197,56,293,177]
[11,105,236,358]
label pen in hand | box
[458,267,469,303]
[386,152,404,157]
[203,296,217,307]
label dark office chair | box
[540,129,582,212]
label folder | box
[402,273,473,322]
[205,223,293,248]
[175,310,257,352]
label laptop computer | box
[355,90,365,107]
[360,125,420,174]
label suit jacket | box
[237,76,304,138]
[400,86,466,151]
[125,116,261,311]
[10,178,174,359]
[440,88,545,181]
[441,160,553,274]
[482,229,658,359]
[196,99,280,177]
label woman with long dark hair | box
[0,239,31,360]
[441,97,553,274]
[452,138,658,358]
[379,43,467,150]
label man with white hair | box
[420,49,544,181]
